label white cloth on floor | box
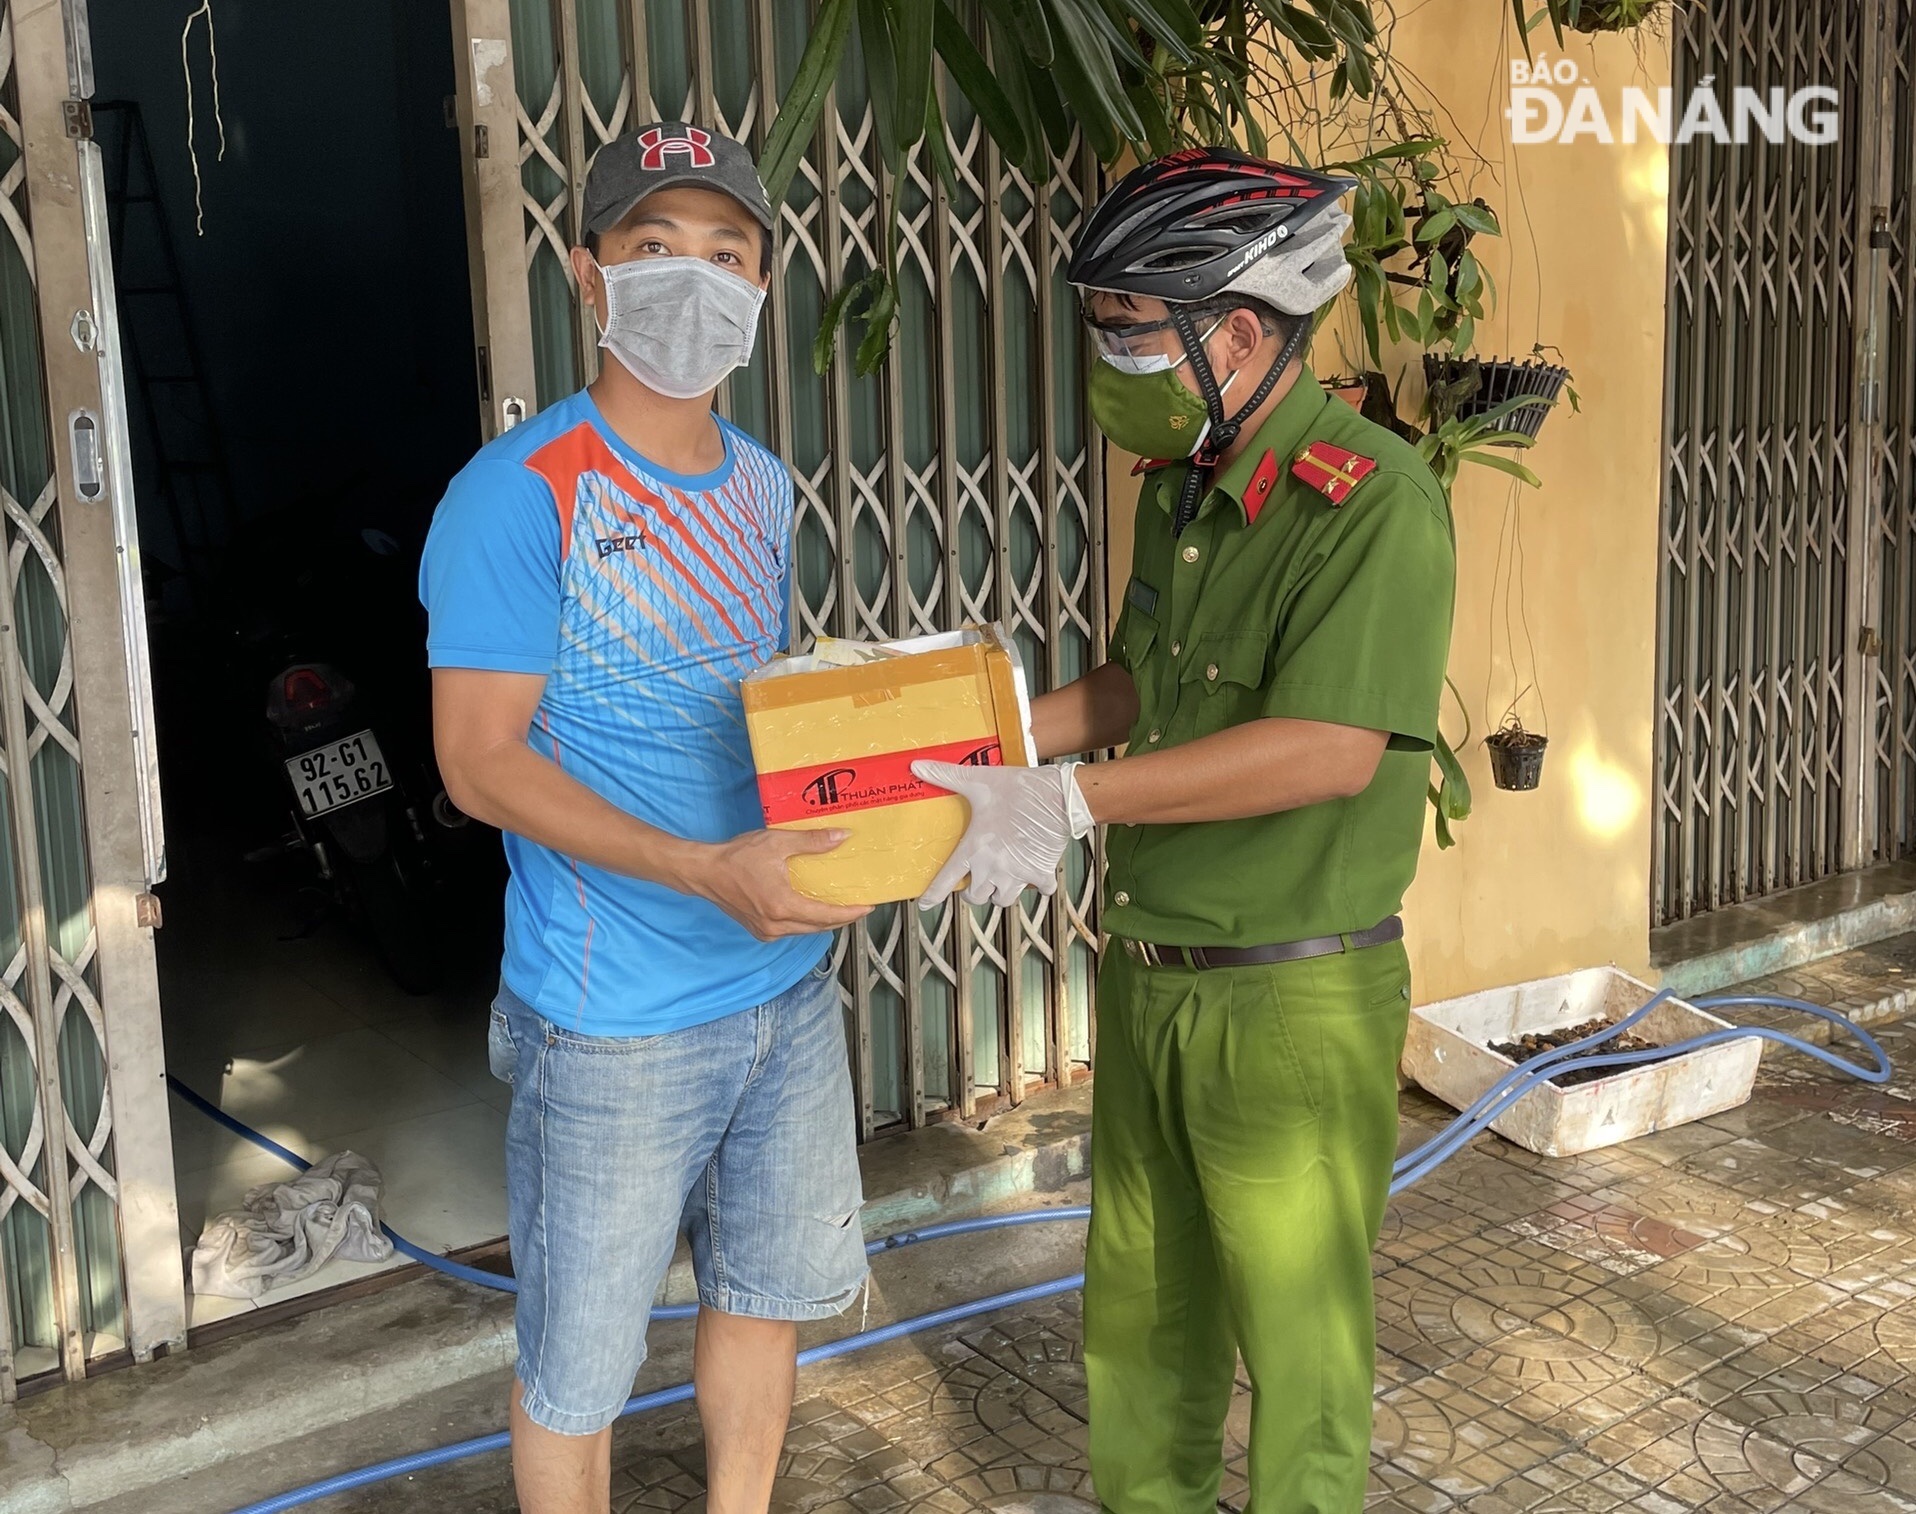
[191,1151,394,1299]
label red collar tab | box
[1131,456,1178,476]
[1290,441,1378,507]
[1243,449,1281,523]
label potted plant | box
[1484,716,1549,791]
[1322,373,1369,410]
[1414,393,1549,494]
[1516,0,1663,37]
[1335,140,1502,370]
[1423,350,1575,443]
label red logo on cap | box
[637,126,717,171]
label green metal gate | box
[0,0,179,1397]
[450,0,1103,1136]
[1654,0,1915,924]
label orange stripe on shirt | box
[708,473,781,586]
[525,426,622,562]
[666,484,772,640]
[642,527,750,645]
[536,423,758,646]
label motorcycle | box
[219,496,466,995]
[251,654,445,994]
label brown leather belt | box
[1121,915,1404,971]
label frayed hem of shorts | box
[515,1368,630,1437]
[697,1274,868,1322]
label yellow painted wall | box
[1102,11,1672,1002]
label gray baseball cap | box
[581,122,774,240]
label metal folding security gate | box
[0,0,179,1397]
[1654,0,1915,925]
[448,0,1103,1136]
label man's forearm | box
[1074,717,1388,826]
[443,742,709,893]
[1031,663,1140,759]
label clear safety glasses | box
[1083,309,1225,375]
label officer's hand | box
[697,829,872,940]
[912,762,1095,910]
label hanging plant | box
[1484,716,1549,792]
[1514,0,1663,39]
[1423,350,1576,444]
[1334,140,1501,370]
[1414,393,1547,495]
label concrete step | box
[1702,929,1916,1059]
[1651,858,1916,998]
[0,1086,1090,1513]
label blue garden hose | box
[174,988,1892,1514]
[166,1073,1092,1311]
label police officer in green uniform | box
[914,150,1457,1514]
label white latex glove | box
[912,761,1097,910]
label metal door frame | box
[1,0,181,1395]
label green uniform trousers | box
[1084,939,1412,1514]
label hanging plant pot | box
[1562,0,1662,34]
[1322,374,1369,411]
[1422,354,1571,444]
[1485,722,1549,792]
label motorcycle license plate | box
[286,730,393,817]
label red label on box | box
[759,738,1003,824]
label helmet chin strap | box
[1166,304,1311,537]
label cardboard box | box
[743,627,1034,905]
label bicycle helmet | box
[1068,148,1356,308]
[1069,149,1357,534]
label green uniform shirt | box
[1102,366,1457,946]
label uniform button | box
[1170,640,1182,657]
[1114,891,1131,907]
[1147,728,1162,743]
[1181,545,1200,563]
[1205,663,1220,682]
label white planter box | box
[1402,967,1761,1158]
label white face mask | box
[593,255,768,398]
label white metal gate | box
[448,0,1103,1137]
[0,0,180,1397]
[1654,0,1915,924]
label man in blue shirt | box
[421,124,868,1514]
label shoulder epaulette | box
[1290,441,1378,507]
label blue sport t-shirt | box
[419,390,826,1035]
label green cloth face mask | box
[1085,322,1238,460]
[1087,359,1214,460]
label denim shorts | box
[488,952,867,1435]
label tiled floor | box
[160,834,510,1328]
[343,964,1916,1513]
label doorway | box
[90,0,510,1331]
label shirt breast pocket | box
[1178,626,1274,739]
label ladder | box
[92,99,236,608]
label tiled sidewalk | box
[340,956,1916,1514]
